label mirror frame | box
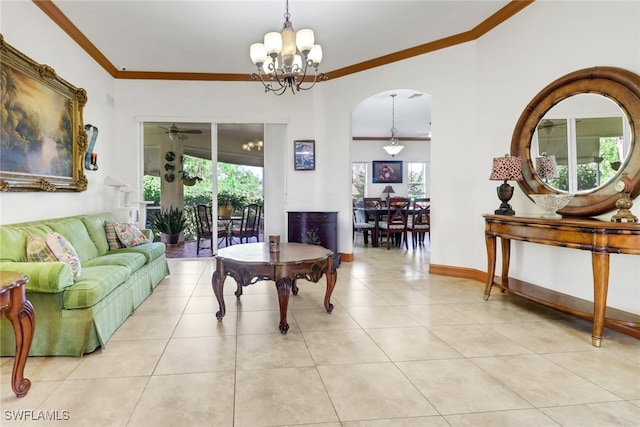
[511,66,640,217]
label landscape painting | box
[0,36,87,192]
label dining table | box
[357,206,417,247]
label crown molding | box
[33,0,534,82]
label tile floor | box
[2,243,639,426]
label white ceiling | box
[53,0,510,76]
[47,1,516,165]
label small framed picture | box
[372,160,403,183]
[294,140,315,170]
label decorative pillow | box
[46,231,82,280]
[113,222,149,248]
[104,221,124,250]
[26,234,57,262]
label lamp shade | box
[489,155,523,181]
[264,32,282,56]
[308,45,323,65]
[535,153,559,179]
[383,144,404,157]
[381,185,395,195]
[250,43,267,65]
[296,29,314,53]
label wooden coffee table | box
[1,272,35,397]
[212,242,337,333]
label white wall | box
[1,1,638,314]
[0,1,117,223]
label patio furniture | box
[230,204,261,244]
[193,205,214,255]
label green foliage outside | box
[408,166,424,197]
[548,137,621,192]
[144,156,263,241]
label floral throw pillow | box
[104,222,124,250]
[113,222,149,248]
[26,234,57,262]
[46,231,82,280]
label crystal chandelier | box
[383,94,404,157]
[242,140,263,151]
[249,0,327,95]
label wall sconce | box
[489,154,523,215]
[84,124,99,170]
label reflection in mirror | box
[531,94,631,194]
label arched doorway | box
[351,89,432,249]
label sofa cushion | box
[49,218,99,263]
[113,222,149,248]
[0,225,52,262]
[63,265,130,309]
[26,234,57,262]
[47,232,82,280]
[0,261,75,293]
[113,242,166,263]
[104,222,125,250]
[80,213,115,256]
[83,252,147,274]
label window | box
[407,162,426,198]
[535,116,628,193]
[352,162,366,199]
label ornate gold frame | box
[0,35,87,192]
[511,66,640,217]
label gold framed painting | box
[0,35,88,192]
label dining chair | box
[194,204,214,255]
[407,198,430,248]
[377,197,410,249]
[353,207,376,244]
[230,203,260,244]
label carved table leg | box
[500,237,511,293]
[212,267,227,321]
[484,233,497,300]
[275,277,292,334]
[591,252,610,347]
[292,279,299,296]
[5,286,35,398]
[324,258,337,313]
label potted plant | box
[217,190,246,218]
[151,206,188,244]
[179,170,203,187]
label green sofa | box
[0,213,169,356]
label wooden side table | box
[1,272,35,397]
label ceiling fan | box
[160,123,202,141]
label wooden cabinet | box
[287,211,339,266]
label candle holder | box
[269,235,280,253]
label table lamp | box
[535,152,559,182]
[381,185,395,201]
[489,154,523,215]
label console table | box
[483,214,640,347]
[212,242,337,334]
[287,211,339,266]
[1,272,35,397]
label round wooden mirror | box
[511,66,640,217]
